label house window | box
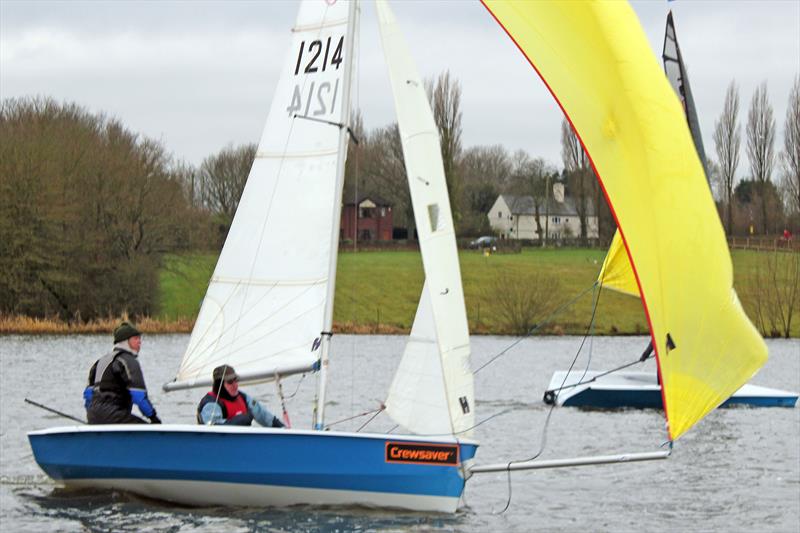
[510,215,513,221]
[359,207,375,218]
[380,207,386,217]
[498,211,502,219]
[552,216,561,224]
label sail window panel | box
[428,204,440,232]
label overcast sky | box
[2,0,799,174]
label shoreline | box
[3,315,797,338]
[0,314,561,336]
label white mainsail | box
[377,0,475,437]
[166,0,355,391]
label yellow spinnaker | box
[483,0,767,440]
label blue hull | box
[28,425,478,512]
[563,389,798,409]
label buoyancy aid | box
[198,391,248,421]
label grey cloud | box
[1,0,798,175]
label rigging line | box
[293,115,360,144]
[544,357,649,395]
[182,295,323,373]
[178,279,244,372]
[346,17,363,432]
[185,300,323,372]
[180,287,323,374]
[325,405,383,429]
[185,338,316,381]
[181,279,281,367]
[181,304,320,373]
[495,386,558,514]
[496,282,605,514]
[474,282,597,375]
[556,279,606,402]
[283,372,307,400]
[386,408,515,439]
[355,404,386,432]
[575,281,601,386]
[209,365,230,426]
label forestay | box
[483,0,767,440]
[377,0,474,437]
[166,0,354,391]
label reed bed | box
[332,321,406,335]
[0,315,194,335]
[0,315,403,336]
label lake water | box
[1,334,798,532]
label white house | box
[487,189,598,241]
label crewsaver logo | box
[385,442,460,466]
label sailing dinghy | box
[29,0,478,513]
[544,371,798,409]
[478,0,768,452]
[29,0,772,511]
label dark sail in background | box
[662,11,709,181]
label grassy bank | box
[4,248,797,337]
[156,248,799,337]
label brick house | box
[340,195,393,241]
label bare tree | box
[426,71,463,224]
[746,82,776,234]
[199,143,257,227]
[713,81,742,234]
[561,119,591,243]
[508,151,553,241]
[459,145,511,235]
[782,75,800,217]
[362,123,413,238]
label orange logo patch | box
[385,442,460,466]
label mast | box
[313,0,359,430]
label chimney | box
[553,182,565,203]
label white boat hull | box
[545,371,798,408]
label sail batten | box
[483,0,767,440]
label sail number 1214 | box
[294,36,344,75]
[287,35,345,118]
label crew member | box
[84,321,161,424]
[197,365,285,427]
